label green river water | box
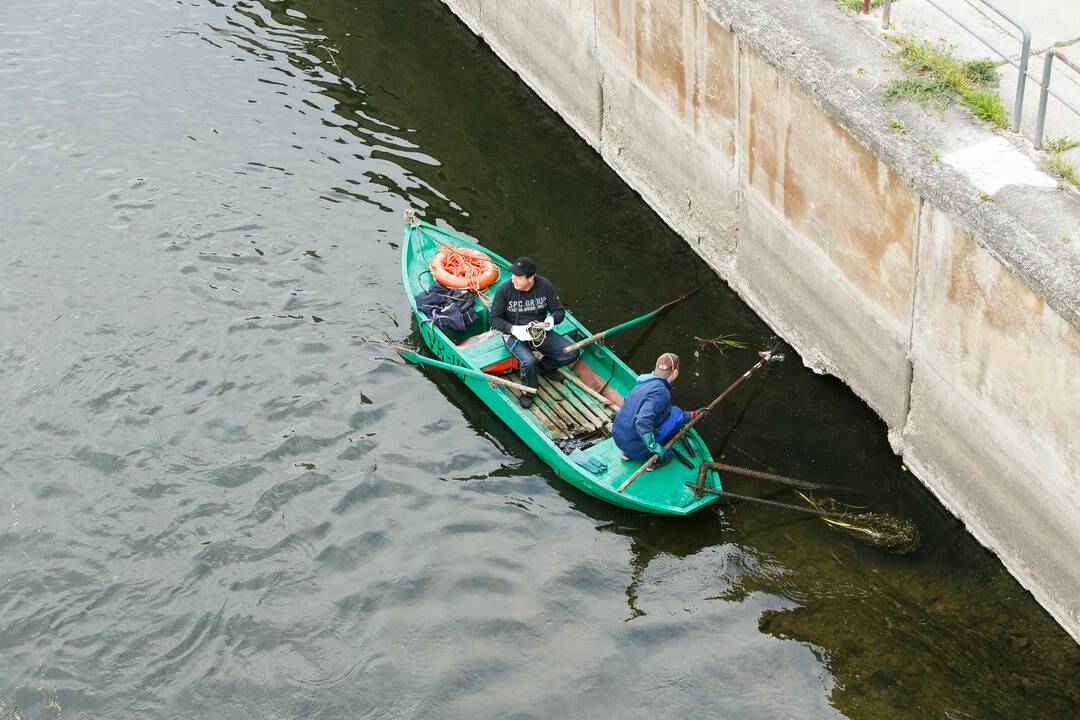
[1,1,1077,718]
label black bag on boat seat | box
[415,281,478,332]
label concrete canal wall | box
[438,0,1080,642]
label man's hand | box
[542,316,555,332]
[510,325,532,342]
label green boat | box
[400,215,721,515]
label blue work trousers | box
[621,406,687,460]
[505,331,580,390]
[656,406,687,444]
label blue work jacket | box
[612,374,671,457]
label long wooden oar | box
[694,461,856,495]
[386,345,538,394]
[684,485,853,519]
[688,482,921,554]
[617,349,784,493]
[562,292,692,354]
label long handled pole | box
[562,293,691,354]
[684,484,853,519]
[387,345,538,394]
[696,461,854,494]
[617,349,783,494]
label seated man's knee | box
[563,348,580,365]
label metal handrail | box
[1036,49,1080,148]
[879,1,1080,147]
[880,0,1031,130]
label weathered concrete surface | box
[737,48,921,427]
[437,0,1080,642]
[906,205,1080,637]
[596,0,740,271]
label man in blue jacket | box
[489,256,580,408]
[612,352,697,465]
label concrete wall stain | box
[690,6,701,112]
[607,0,623,37]
[782,123,808,228]
[699,7,736,159]
[635,0,688,117]
[921,207,1080,460]
[598,0,736,166]
[598,0,635,67]
[745,60,780,210]
[746,52,917,322]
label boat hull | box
[402,220,720,515]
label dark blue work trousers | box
[505,332,580,390]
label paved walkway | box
[856,0,1080,163]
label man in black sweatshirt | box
[488,256,580,408]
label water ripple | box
[1,1,1077,719]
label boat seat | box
[456,328,500,350]
[458,330,511,369]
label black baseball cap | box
[510,256,537,277]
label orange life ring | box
[430,246,499,290]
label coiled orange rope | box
[430,246,499,303]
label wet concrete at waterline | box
[1,1,1077,718]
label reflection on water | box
[1,0,1077,718]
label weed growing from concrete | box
[965,87,1008,126]
[836,0,883,13]
[888,119,909,134]
[1043,137,1080,191]
[1046,155,1080,189]
[962,59,999,86]
[1044,137,1080,154]
[885,34,1007,127]
[885,76,953,106]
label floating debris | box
[694,334,747,354]
[798,491,922,554]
